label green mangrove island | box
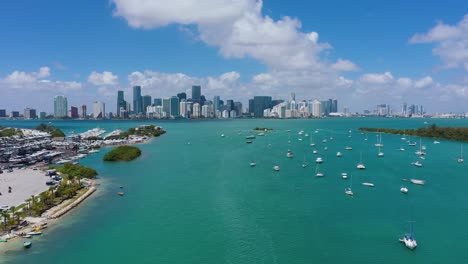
[36,123,66,137]
[253,127,273,132]
[359,124,468,142]
[103,145,142,162]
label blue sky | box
[1,0,467,113]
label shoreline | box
[0,179,98,252]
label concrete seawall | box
[46,187,96,219]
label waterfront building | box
[230,110,236,118]
[263,108,271,117]
[162,98,171,117]
[10,111,20,118]
[80,105,87,118]
[234,102,242,116]
[321,99,332,116]
[215,110,221,118]
[177,92,187,102]
[331,99,338,113]
[312,100,322,117]
[153,98,162,106]
[201,105,210,118]
[24,108,36,119]
[213,96,220,113]
[193,103,201,118]
[117,91,126,117]
[180,100,188,118]
[120,107,129,119]
[54,95,68,118]
[133,85,142,114]
[226,100,234,112]
[0,109,6,117]
[192,85,201,104]
[222,110,229,118]
[253,96,272,118]
[93,101,105,119]
[70,106,79,118]
[170,96,180,117]
[142,95,152,114]
[39,112,46,119]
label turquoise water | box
[1,118,467,263]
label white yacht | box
[433,141,440,144]
[315,157,323,163]
[250,161,256,167]
[336,152,343,157]
[399,147,405,151]
[377,146,384,157]
[362,182,375,187]
[356,152,366,170]
[410,179,425,185]
[400,187,408,194]
[315,165,324,177]
[273,165,280,171]
[374,133,384,147]
[341,172,348,179]
[88,149,100,154]
[399,220,417,250]
[345,146,352,150]
[302,155,308,168]
[312,150,318,154]
[287,150,294,158]
[345,188,354,196]
[411,161,423,167]
[221,133,225,137]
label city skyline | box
[0,1,467,113]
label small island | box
[36,123,65,138]
[253,127,273,132]
[359,124,468,142]
[103,145,142,161]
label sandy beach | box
[0,168,49,208]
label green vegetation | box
[50,163,98,179]
[253,127,273,131]
[36,123,65,137]
[103,145,142,161]
[359,124,468,142]
[105,125,166,140]
[0,128,21,137]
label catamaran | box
[399,220,417,250]
[315,164,324,177]
[374,133,384,147]
[400,187,409,194]
[377,146,384,157]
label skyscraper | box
[117,90,126,117]
[0,109,6,118]
[248,99,254,115]
[54,95,68,118]
[213,96,220,112]
[253,96,272,118]
[191,85,201,104]
[177,92,186,102]
[162,98,171,117]
[142,95,152,114]
[93,101,105,119]
[153,98,162,106]
[331,99,338,113]
[234,102,243,116]
[133,86,142,114]
[81,105,87,118]
[312,100,322,117]
[170,96,180,117]
[70,106,79,118]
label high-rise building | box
[180,100,188,118]
[213,96,220,112]
[200,95,206,106]
[24,108,36,119]
[93,101,105,119]
[117,90,126,117]
[170,96,180,117]
[70,106,79,118]
[0,109,6,118]
[162,98,171,116]
[54,95,68,118]
[191,85,201,104]
[177,92,187,102]
[331,99,338,113]
[193,103,200,118]
[153,98,162,106]
[234,102,242,116]
[248,99,254,115]
[80,105,87,118]
[312,100,322,117]
[226,100,234,112]
[201,105,210,118]
[142,95,152,114]
[253,96,272,118]
[39,112,46,119]
[321,100,332,116]
[133,86,142,114]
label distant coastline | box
[359,125,468,142]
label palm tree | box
[10,206,25,225]
[1,211,10,231]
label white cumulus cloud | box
[88,71,119,86]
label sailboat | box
[457,144,464,163]
[415,138,425,156]
[315,164,324,177]
[287,149,294,158]
[302,154,309,168]
[356,152,366,169]
[399,220,418,250]
[345,174,354,196]
[377,146,384,157]
[374,132,384,147]
[250,161,256,167]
